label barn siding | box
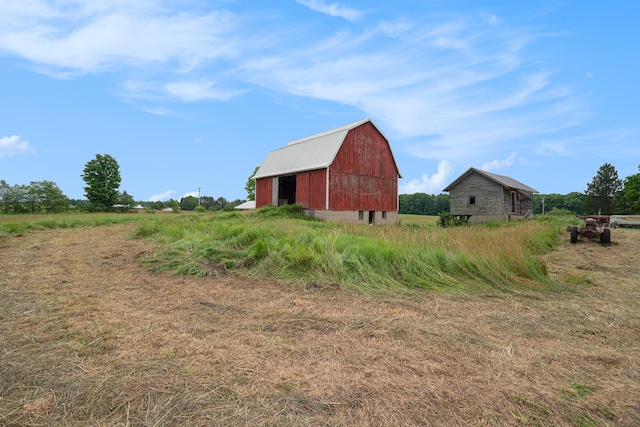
[329,122,398,211]
[294,170,326,209]
[255,178,273,208]
[307,169,326,209]
[296,172,310,208]
[449,174,505,216]
[449,172,535,220]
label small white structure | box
[610,215,640,228]
[235,201,256,210]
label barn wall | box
[255,178,273,208]
[329,122,398,211]
[295,169,326,209]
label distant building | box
[234,201,256,210]
[254,118,401,225]
[443,167,538,224]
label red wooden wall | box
[296,169,326,209]
[329,122,399,211]
[255,177,272,208]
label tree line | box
[0,180,69,214]
[1,154,246,214]
[3,157,639,216]
[398,163,640,216]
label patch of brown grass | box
[1,225,639,426]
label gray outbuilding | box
[443,167,538,224]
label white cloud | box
[294,0,362,21]
[0,3,590,167]
[0,2,238,75]
[163,80,243,102]
[149,189,175,202]
[399,160,453,194]
[482,152,518,171]
[182,191,199,199]
[244,14,583,165]
[0,135,35,157]
[141,106,172,116]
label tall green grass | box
[0,212,142,235]
[131,207,567,293]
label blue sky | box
[1,0,639,202]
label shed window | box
[468,196,476,205]
[382,211,387,219]
[358,210,364,220]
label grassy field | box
[124,207,561,293]
[0,212,143,234]
[2,209,639,425]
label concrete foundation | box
[304,209,398,225]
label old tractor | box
[568,215,611,245]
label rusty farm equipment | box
[567,215,611,245]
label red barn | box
[254,118,402,225]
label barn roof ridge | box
[254,118,401,180]
[443,167,538,193]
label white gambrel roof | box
[253,118,400,179]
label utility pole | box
[198,188,201,206]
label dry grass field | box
[1,223,639,426]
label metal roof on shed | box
[443,167,538,193]
[253,118,399,179]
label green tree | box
[81,154,122,211]
[399,193,449,215]
[27,181,69,213]
[245,166,259,201]
[150,201,165,210]
[117,190,136,211]
[563,192,585,214]
[0,180,11,213]
[1,183,27,213]
[199,196,215,210]
[583,163,623,215]
[180,195,199,211]
[620,165,640,213]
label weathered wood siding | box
[449,173,505,216]
[295,169,326,209]
[255,177,273,208]
[449,171,535,218]
[329,122,398,211]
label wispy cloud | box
[244,13,584,173]
[0,135,35,157]
[482,152,518,171]
[294,0,363,21]
[399,160,453,194]
[182,191,199,199]
[0,2,591,188]
[0,2,238,75]
[164,81,243,102]
[149,189,175,202]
